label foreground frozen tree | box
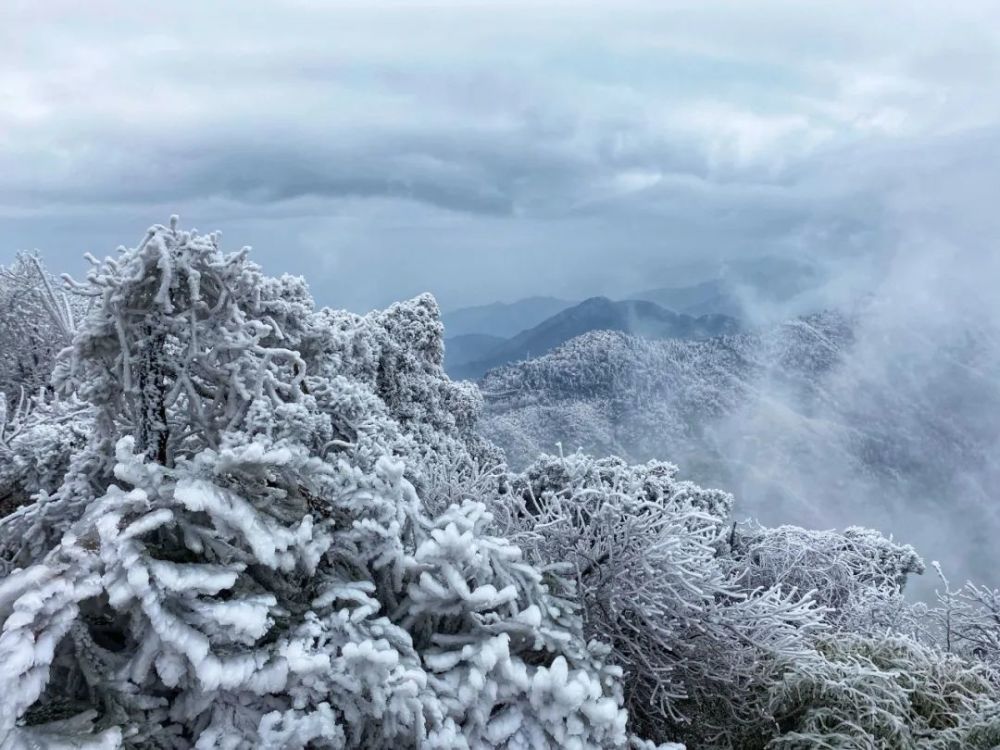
[0,220,629,749]
[501,453,1000,749]
[499,454,825,747]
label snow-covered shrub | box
[0,254,88,523]
[503,452,825,747]
[508,453,733,523]
[0,393,92,523]
[728,523,925,632]
[768,633,1000,749]
[0,253,80,404]
[304,297,505,512]
[927,565,1000,673]
[0,220,630,749]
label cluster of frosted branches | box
[0,392,91,525]
[0,220,631,749]
[501,454,826,746]
[498,452,1000,748]
[928,563,1000,672]
[728,523,925,633]
[0,253,80,402]
[769,633,1000,748]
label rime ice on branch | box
[0,219,628,749]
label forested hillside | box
[479,309,1000,591]
[0,221,998,749]
[479,311,856,478]
[447,297,739,380]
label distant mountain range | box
[445,297,739,380]
[629,279,742,317]
[441,296,574,338]
[478,312,855,477]
[443,333,506,374]
[441,255,826,378]
[476,308,1000,594]
[631,255,824,317]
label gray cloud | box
[2,1,1000,311]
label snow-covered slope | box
[480,311,851,477]
[449,296,739,380]
[480,309,1000,588]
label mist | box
[709,244,1000,596]
[704,130,1000,595]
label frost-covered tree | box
[0,220,630,749]
[0,253,79,403]
[768,633,1000,749]
[927,564,1000,672]
[500,453,826,747]
[728,523,925,633]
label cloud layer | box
[2,1,1000,310]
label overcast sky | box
[2,0,1000,312]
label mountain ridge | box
[478,307,1000,594]
[448,296,740,380]
[442,296,574,338]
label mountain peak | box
[447,296,739,380]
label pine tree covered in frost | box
[0,219,630,749]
